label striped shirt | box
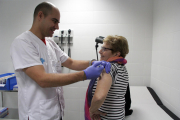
[92,63,129,120]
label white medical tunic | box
[10,31,68,120]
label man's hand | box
[83,61,104,80]
[92,61,111,74]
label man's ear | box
[37,11,44,21]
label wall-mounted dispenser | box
[60,30,64,51]
[53,29,73,58]
[67,29,71,57]
[57,29,73,44]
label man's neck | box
[41,39,46,45]
[29,26,45,40]
[29,27,46,45]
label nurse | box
[10,2,110,120]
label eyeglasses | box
[101,47,113,52]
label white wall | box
[0,0,153,119]
[151,0,180,118]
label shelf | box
[0,108,18,120]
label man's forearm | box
[23,65,86,88]
[70,60,89,71]
[38,71,85,88]
[71,59,96,71]
[23,60,104,88]
[62,58,96,71]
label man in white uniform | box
[10,2,110,120]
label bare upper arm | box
[23,65,46,86]
[93,69,112,100]
[61,57,73,68]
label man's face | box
[41,8,60,38]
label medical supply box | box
[0,73,17,90]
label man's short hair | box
[33,2,54,20]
